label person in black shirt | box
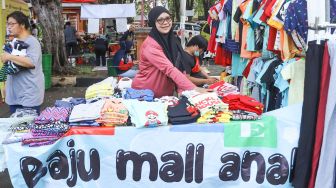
[94,35,108,66]
[181,35,218,87]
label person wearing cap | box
[181,35,218,87]
[131,6,209,98]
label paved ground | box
[0,64,224,187]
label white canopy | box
[80,3,136,19]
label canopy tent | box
[80,3,136,19]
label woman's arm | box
[143,42,196,91]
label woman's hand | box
[205,77,218,85]
[194,87,213,94]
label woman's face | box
[155,12,172,34]
[7,17,25,37]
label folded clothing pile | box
[231,110,261,120]
[34,107,71,124]
[208,81,239,98]
[197,110,232,123]
[96,98,129,126]
[85,82,115,100]
[222,94,264,116]
[124,88,154,101]
[188,92,229,116]
[69,100,105,126]
[167,96,200,125]
[123,100,168,128]
[21,122,70,147]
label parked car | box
[173,22,201,37]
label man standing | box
[64,21,78,57]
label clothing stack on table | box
[167,96,200,125]
[123,100,168,128]
[23,122,69,147]
[68,100,105,126]
[222,94,263,120]
[85,77,118,100]
[96,98,129,126]
[124,88,154,101]
[208,80,240,98]
[18,107,72,147]
[187,92,231,123]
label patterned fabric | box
[34,107,71,124]
[124,88,154,101]
[167,96,200,125]
[284,0,308,49]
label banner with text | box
[4,105,302,188]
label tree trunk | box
[186,0,194,22]
[31,0,70,74]
[173,0,180,21]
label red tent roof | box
[62,0,97,3]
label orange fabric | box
[240,25,262,59]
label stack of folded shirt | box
[155,96,180,107]
[54,97,86,108]
[197,110,232,123]
[208,81,239,98]
[124,88,154,101]
[96,98,129,126]
[69,100,105,126]
[123,100,168,128]
[21,122,69,147]
[231,110,261,120]
[167,96,200,125]
[34,107,71,124]
[188,92,229,116]
[85,82,115,100]
[222,94,264,116]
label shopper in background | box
[0,11,44,113]
[64,21,78,57]
[94,34,108,66]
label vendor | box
[182,35,218,87]
[0,11,44,113]
[131,6,208,97]
[112,40,138,78]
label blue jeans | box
[9,105,41,114]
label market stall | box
[2,104,301,188]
